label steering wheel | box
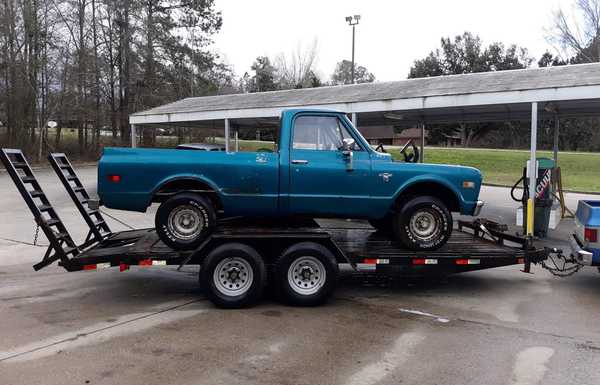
[375,143,387,153]
[399,140,420,163]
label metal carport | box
[130,62,600,236]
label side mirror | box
[341,138,354,171]
[342,138,355,151]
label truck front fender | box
[391,175,464,212]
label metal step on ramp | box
[0,149,80,271]
[48,153,111,245]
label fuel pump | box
[511,158,555,238]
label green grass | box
[388,147,600,193]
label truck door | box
[288,114,372,217]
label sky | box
[211,0,575,82]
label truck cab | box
[277,109,482,218]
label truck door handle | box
[292,159,309,165]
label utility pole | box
[345,15,360,84]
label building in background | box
[358,126,426,146]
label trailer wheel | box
[273,242,339,306]
[155,193,216,251]
[200,243,266,309]
[393,196,452,251]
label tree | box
[409,32,531,78]
[408,52,444,78]
[537,51,568,67]
[408,32,532,147]
[544,1,600,154]
[275,40,322,89]
[247,56,277,92]
[330,60,375,85]
[0,0,231,157]
[547,0,600,63]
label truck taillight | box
[108,175,121,183]
[585,228,598,243]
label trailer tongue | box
[0,148,562,308]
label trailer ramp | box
[0,149,80,270]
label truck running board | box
[0,149,80,271]
[48,153,111,245]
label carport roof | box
[130,63,600,127]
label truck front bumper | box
[473,200,485,216]
[569,234,594,266]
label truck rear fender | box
[151,175,223,211]
[391,177,462,214]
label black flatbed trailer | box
[66,219,546,275]
[1,148,551,308]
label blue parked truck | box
[99,109,484,252]
[570,200,600,266]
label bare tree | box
[0,0,226,158]
[548,0,600,62]
[275,39,321,89]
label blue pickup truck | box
[98,109,483,251]
[570,200,600,266]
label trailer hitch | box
[540,248,583,277]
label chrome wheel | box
[213,257,254,297]
[287,256,326,296]
[167,205,204,240]
[409,209,439,242]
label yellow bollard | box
[526,198,534,236]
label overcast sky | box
[211,0,574,82]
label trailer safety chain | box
[0,222,51,248]
[100,209,135,230]
[540,248,583,277]
[33,224,40,246]
[0,235,48,248]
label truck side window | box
[293,116,360,151]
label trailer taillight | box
[585,228,598,243]
[108,175,121,183]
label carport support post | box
[553,114,559,166]
[420,122,425,163]
[527,102,538,237]
[551,114,560,200]
[351,112,357,127]
[130,124,137,148]
[224,118,230,152]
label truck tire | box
[393,196,453,251]
[155,193,216,251]
[273,242,339,306]
[200,243,266,309]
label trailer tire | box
[393,196,453,251]
[200,243,266,309]
[155,193,216,251]
[273,242,338,306]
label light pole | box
[345,15,360,84]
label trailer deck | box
[63,217,547,278]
